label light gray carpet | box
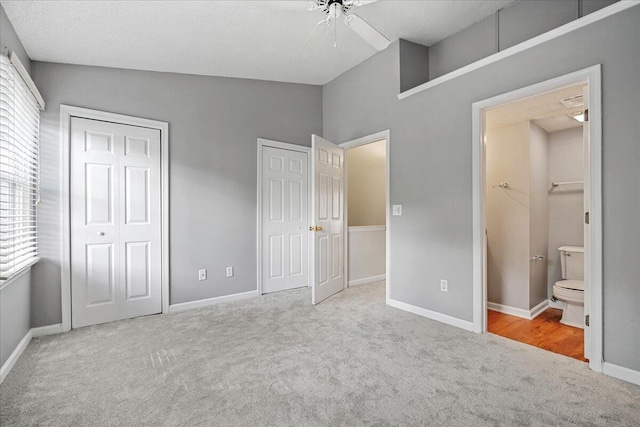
[1,282,638,426]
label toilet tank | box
[559,246,584,280]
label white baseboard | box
[529,300,550,319]
[488,299,549,320]
[387,299,474,332]
[168,290,258,313]
[487,302,530,319]
[603,362,640,386]
[1,322,65,384]
[32,323,63,337]
[0,329,32,384]
[348,274,386,287]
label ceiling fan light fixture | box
[329,2,343,17]
[569,112,585,122]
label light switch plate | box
[226,266,234,277]
[199,269,207,281]
[392,205,403,216]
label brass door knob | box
[315,226,323,231]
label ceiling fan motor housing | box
[319,0,355,15]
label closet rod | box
[551,180,583,187]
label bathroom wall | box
[486,122,531,311]
[547,127,584,296]
[486,121,550,312]
[346,139,387,226]
[529,123,550,309]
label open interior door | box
[582,85,591,360]
[310,135,345,304]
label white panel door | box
[582,86,591,360]
[311,135,345,304]
[262,146,309,294]
[71,117,161,328]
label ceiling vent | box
[560,94,584,108]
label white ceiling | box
[486,84,586,133]
[2,0,513,85]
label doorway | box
[471,67,602,372]
[340,130,391,303]
[257,139,311,295]
[257,130,391,306]
[341,138,387,289]
[60,105,169,331]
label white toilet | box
[553,246,584,329]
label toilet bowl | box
[553,246,584,329]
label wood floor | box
[488,308,587,362]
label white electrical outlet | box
[392,204,403,216]
[199,269,207,281]
[226,266,234,277]
[440,279,448,292]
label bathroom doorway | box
[340,130,390,302]
[471,67,603,371]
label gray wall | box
[323,6,640,371]
[428,0,619,80]
[529,122,549,310]
[486,122,531,311]
[398,39,429,93]
[429,13,497,80]
[31,62,322,327]
[0,272,31,367]
[499,0,578,51]
[0,3,32,368]
[547,127,584,297]
[486,121,549,312]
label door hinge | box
[585,212,590,224]
[585,314,590,327]
[584,109,589,122]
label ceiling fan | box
[300,0,391,53]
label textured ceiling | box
[486,84,586,133]
[1,0,513,85]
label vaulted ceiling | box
[2,0,514,85]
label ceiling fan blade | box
[251,1,314,12]
[344,0,379,6]
[300,19,330,57]
[346,14,390,51]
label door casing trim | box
[60,105,170,332]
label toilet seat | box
[554,247,585,329]
[555,279,584,291]
[553,280,584,304]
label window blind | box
[0,54,39,281]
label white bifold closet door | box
[70,117,161,328]
[261,146,309,294]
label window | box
[0,54,40,282]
